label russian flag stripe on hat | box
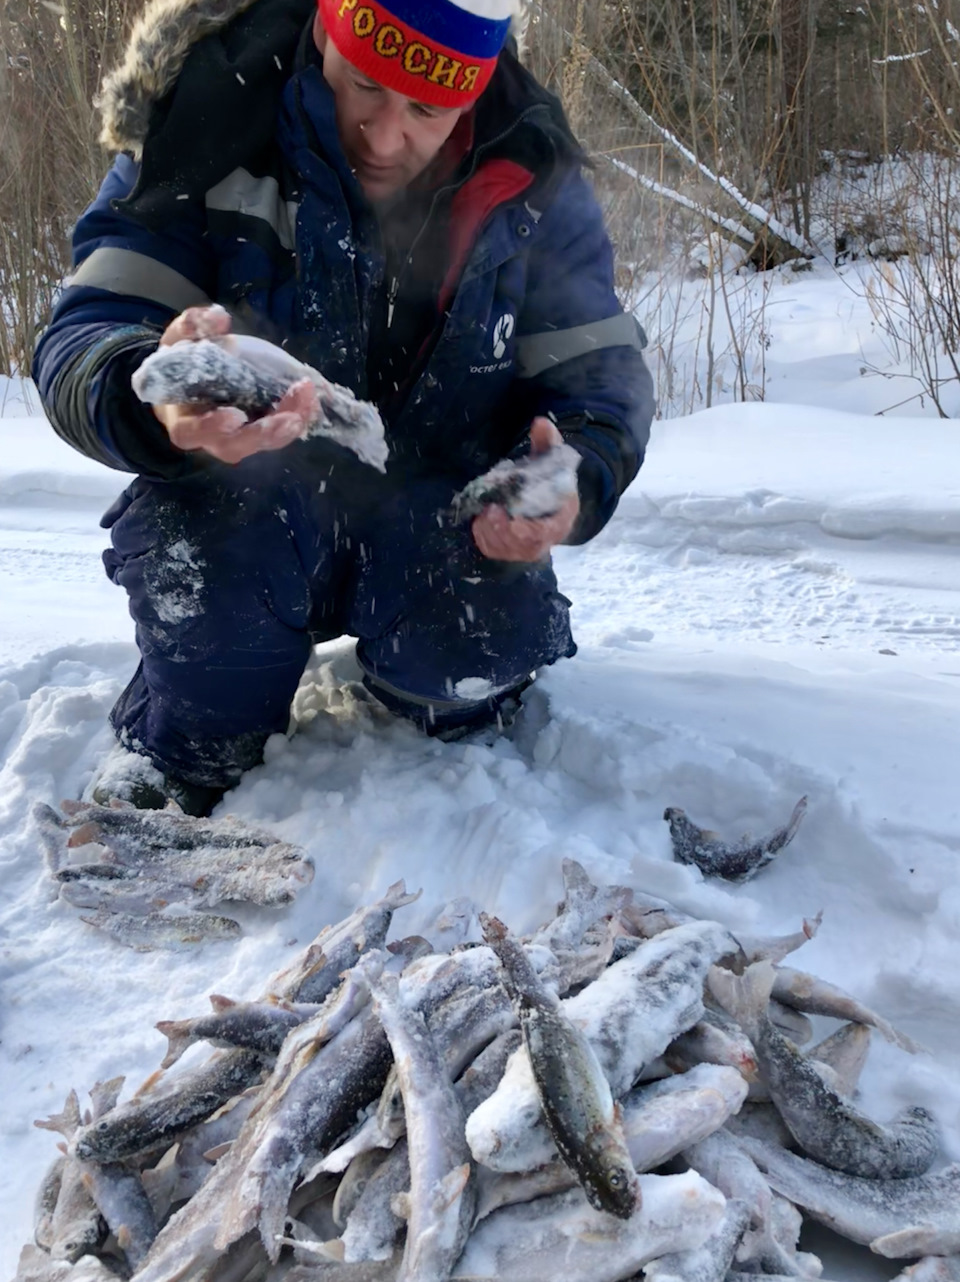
[373,0,512,56]
[319,0,514,107]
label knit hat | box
[319,0,516,107]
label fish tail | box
[255,1162,301,1262]
[89,1076,125,1119]
[479,912,508,944]
[433,1162,471,1213]
[709,959,777,1036]
[385,879,422,910]
[34,802,66,871]
[34,1089,82,1139]
[155,1020,196,1069]
[803,909,824,939]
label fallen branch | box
[531,3,815,268]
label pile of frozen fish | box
[17,860,959,1282]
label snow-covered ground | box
[1,261,959,1278]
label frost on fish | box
[33,1155,66,1252]
[710,960,939,1179]
[474,1064,747,1222]
[132,334,389,471]
[13,1245,117,1282]
[367,967,474,1282]
[79,909,243,951]
[466,920,736,1171]
[735,911,823,966]
[34,1093,106,1264]
[20,864,947,1282]
[769,963,922,1053]
[272,880,420,1005]
[804,1021,872,1097]
[890,1258,960,1282]
[737,1135,960,1257]
[664,796,807,882]
[665,1005,760,1080]
[452,441,581,521]
[133,339,291,413]
[340,1137,410,1264]
[38,799,315,946]
[644,1196,752,1282]
[622,1064,748,1170]
[684,1128,821,1278]
[155,996,317,1068]
[73,1049,266,1165]
[528,857,633,959]
[451,1175,726,1282]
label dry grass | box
[0,0,137,373]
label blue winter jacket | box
[32,0,654,542]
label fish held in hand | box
[664,797,807,882]
[481,912,640,1219]
[132,335,389,471]
[452,441,581,521]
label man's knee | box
[102,481,315,650]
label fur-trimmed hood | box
[99,0,262,156]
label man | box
[33,0,654,816]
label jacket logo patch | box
[492,313,515,360]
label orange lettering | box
[403,42,430,74]
[353,5,375,37]
[459,64,480,93]
[427,52,462,89]
[336,0,357,17]
[374,23,402,56]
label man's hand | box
[152,306,318,465]
[471,417,580,562]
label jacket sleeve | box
[515,168,655,543]
[31,153,217,479]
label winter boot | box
[88,744,225,818]
[429,679,533,743]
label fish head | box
[583,1133,643,1219]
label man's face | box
[316,18,468,201]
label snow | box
[2,261,960,1280]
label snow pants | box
[100,451,575,788]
